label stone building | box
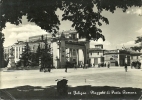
[4,30,141,68]
[89,44,105,67]
[3,46,11,60]
[104,49,142,66]
[89,46,142,67]
[4,30,90,68]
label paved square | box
[1,66,142,89]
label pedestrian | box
[80,62,83,68]
[48,64,51,72]
[84,63,88,69]
[65,62,68,72]
[124,62,127,72]
[65,65,67,72]
[139,62,141,69]
[98,63,100,68]
[107,62,110,68]
[93,63,95,67]
[74,61,77,70]
[131,62,133,69]
[104,63,106,67]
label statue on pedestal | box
[7,46,16,68]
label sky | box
[2,6,142,50]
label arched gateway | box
[52,32,90,68]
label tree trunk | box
[0,40,4,68]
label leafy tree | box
[0,0,142,67]
[131,36,142,52]
[41,42,53,68]
[130,46,142,52]
[135,36,142,46]
[19,42,31,67]
[35,44,41,63]
[0,32,5,68]
[28,52,39,67]
[0,0,141,40]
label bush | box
[132,61,141,69]
[4,59,9,67]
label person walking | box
[74,61,77,70]
[65,62,68,72]
[124,62,127,72]
[65,65,67,72]
[107,62,110,68]
[131,62,133,69]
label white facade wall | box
[78,49,84,63]
[90,58,94,66]
[98,58,101,64]
[66,48,70,61]
[52,42,59,68]
[89,51,104,66]
[14,45,23,63]
[89,52,103,58]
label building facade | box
[4,30,142,68]
[89,44,105,67]
[4,30,89,68]
[104,49,142,66]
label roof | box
[95,44,103,46]
[89,48,105,51]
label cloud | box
[126,11,130,14]
[119,40,140,48]
[2,22,49,47]
[126,7,142,15]
[90,38,111,48]
[134,8,142,15]
[136,27,142,34]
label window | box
[72,34,76,39]
[110,58,113,60]
[49,44,51,48]
[73,49,76,56]
[16,47,18,58]
[16,47,18,51]
[97,52,99,55]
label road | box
[1,66,142,89]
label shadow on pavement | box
[0,85,142,100]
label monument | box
[7,46,16,68]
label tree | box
[1,0,141,39]
[0,0,142,67]
[131,36,142,52]
[0,32,5,68]
[19,42,31,67]
[40,40,53,68]
[135,36,142,46]
[28,52,39,67]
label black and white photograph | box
[0,0,142,100]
